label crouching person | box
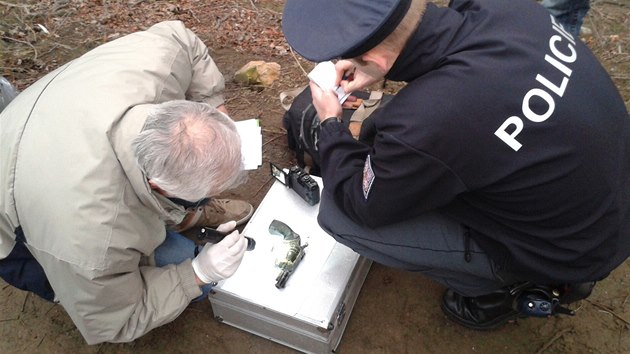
[0,21,254,343]
[282,0,630,329]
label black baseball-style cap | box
[282,0,412,62]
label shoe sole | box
[234,204,254,226]
[440,301,521,330]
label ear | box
[361,48,394,74]
[147,179,160,190]
[147,179,169,196]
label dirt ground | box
[1,0,629,353]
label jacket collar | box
[110,104,187,223]
[386,3,466,82]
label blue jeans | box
[0,229,210,302]
[0,227,55,302]
[154,230,213,300]
[541,0,590,37]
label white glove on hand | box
[192,223,247,284]
[215,220,237,233]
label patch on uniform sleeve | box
[362,155,375,199]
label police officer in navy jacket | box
[282,0,630,329]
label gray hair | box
[133,100,245,201]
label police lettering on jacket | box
[494,15,577,151]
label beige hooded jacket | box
[0,21,226,344]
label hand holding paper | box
[308,61,351,104]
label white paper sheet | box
[234,119,262,170]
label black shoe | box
[559,282,596,304]
[441,288,520,330]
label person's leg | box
[317,191,517,297]
[154,230,212,299]
[542,0,591,37]
[318,191,525,329]
[0,227,55,302]
[0,75,19,113]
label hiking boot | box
[441,288,520,330]
[172,198,253,232]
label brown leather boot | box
[171,199,253,232]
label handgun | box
[268,219,308,288]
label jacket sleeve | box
[147,21,226,108]
[31,244,202,344]
[317,100,468,228]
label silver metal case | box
[208,179,371,353]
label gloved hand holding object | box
[192,221,248,284]
[198,220,256,251]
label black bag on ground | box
[281,86,392,176]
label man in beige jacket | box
[0,21,254,344]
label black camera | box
[270,163,320,206]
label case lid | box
[214,177,361,327]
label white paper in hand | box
[307,61,350,104]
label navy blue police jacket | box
[318,0,630,284]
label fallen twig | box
[225,96,252,105]
[0,0,31,8]
[601,0,628,7]
[262,128,286,135]
[21,292,28,313]
[586,299,630,326]
[289,46,308,77]
[36,335,45,348]
[188,9,200,23]
[1,36,38,61]
[44,303,57,316]
[215,14,230,29]
[262,133,286,147]
[535,327,572,354]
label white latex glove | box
[215,220,237,233]
[192,226,248,284]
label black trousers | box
[0,227,55,302]
[317,191,519,297]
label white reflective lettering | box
[550,35,576,63]
[523,88,555,122]
[544,54,573,77]
[494,16,577,152]
[536,74,568,97]
[495,116,524,151]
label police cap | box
[282,0,412,62]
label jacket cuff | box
[320,116,340,128]
[176,259,203,300]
